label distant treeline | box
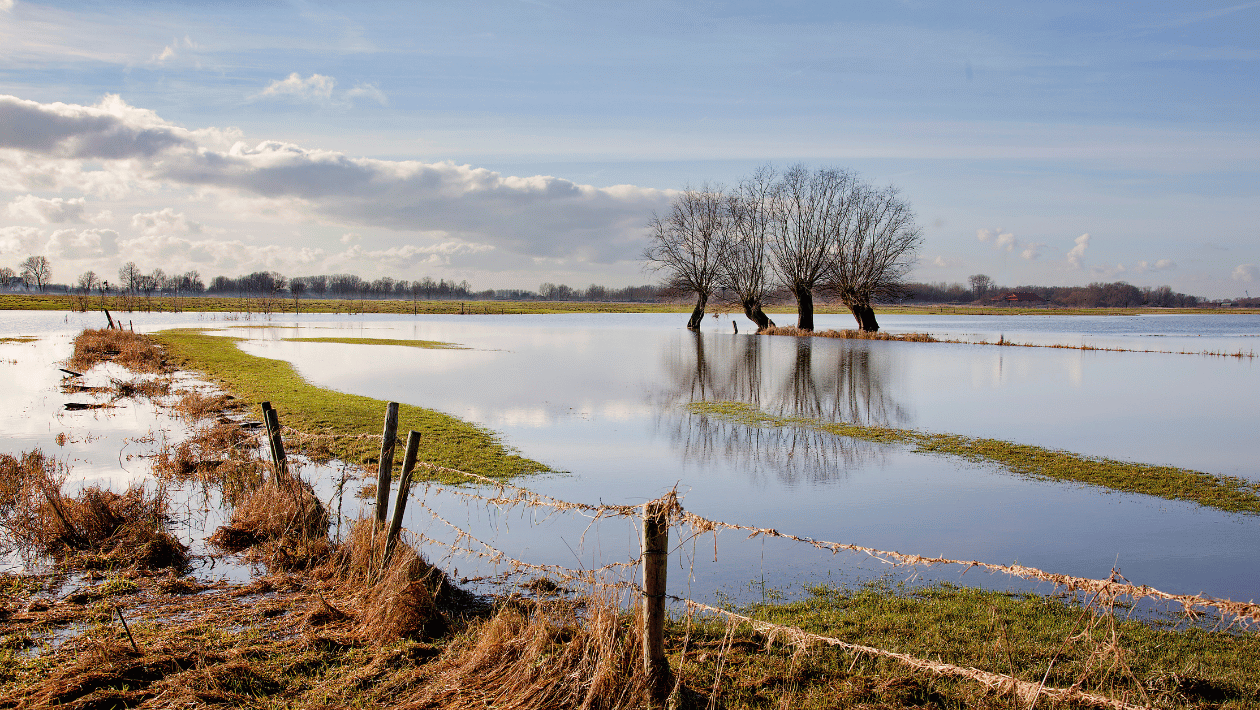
[0,258,1234,308]
[900,280,1205,308]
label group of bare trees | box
[643,164,922,333]
[0,256,53,292]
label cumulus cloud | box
[340,232,361,244]
[1067,233,1090,268]
[131,207,202,235]
[0,226,43,254]
[978,228,1042,261]
[0,94,194,159]
[931,255,953,267]
[257,73,337,104]
[0,0,13,12]
[0,94,672,264]
[45,228,119,258]
[1019,242,1045,260]
[7,194,86,223]
[1134,259,1176,273]
[1233,264,1259,282]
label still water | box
[3,310,1258,605]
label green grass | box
[688,400,1260,515]
[675,580,1260,709]
[0,336,38,343]
[279,336,465,349]
[151,329,547,481]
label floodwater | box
[2,310,1258,607]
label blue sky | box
[1,1,1257,297]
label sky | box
[0,1,1257,298]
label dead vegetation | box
[0,450,187,573]
[154,418,265,506]
[69,327,168,374]
[761,325,939,342]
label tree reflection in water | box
[655,332,911,485]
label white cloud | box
[1090,263,1125,278]
[131,207,202,235]
[1233,264,1259,282]
[1134,259,1176,273]
[931,255,952,267]
[151,35,198,64]
[340,232,361,244]
[977,227,1019,252]
[0,226,43,254]
[0,94,194,159]
[345,83,388,106]
[0,0,13,12]
[1019,242,1045,260]
[257,73,337,104]
[0,94,673,265]
[1066,233,1090,268]
[45,228,119,258]
[7,194,86,223]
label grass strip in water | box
[280,336,465,349]
[0,336,38,343]
[680,580,1260,709]
[152,329,547,482]
[688,400,1260,515]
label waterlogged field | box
[3,310,1256,606]
[4,309,1260,708]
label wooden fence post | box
[374,402,400,527]
[382,430,421,570]
[263,406,287,482]
[642,497,671,707]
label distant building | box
[991,291,1046,305]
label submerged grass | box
[151,329,547,481]
[281,336,466,349]
[688,400,1260,515]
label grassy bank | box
[5,573,1257,709]
[689,401,1260,515]
[152,329,546,481]
[280,336,466,349]
[5,292,1256,316]
[675,581,1260,708]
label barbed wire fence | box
[269,402,1259,709]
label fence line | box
[401,466,1260,628]
[684,600,1150,710]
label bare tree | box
[968,274,992,301]
[289,278,305,313]
[0,266,15,290]
[717,166,777,331]
[75,271,99,311]
[823,183,922,332]
[118,262,142,311]
[20,255,51,292]
[643,184,728,330]
[766,165,858,331]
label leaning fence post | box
[374,402,400,528]
[642,497,671,707]
[263,406,287,482]
[382,430,421,571]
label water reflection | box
[657,333,912,485]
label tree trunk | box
[848,302,880,332]
[792,284,814,331]
[686,292,709,330]
[741,298,775,332]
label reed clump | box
[0,449,188,572]
[69,327,167,374]
[209,477,331,569]
[154,419,265,505]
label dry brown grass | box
[154,419,265,506]
[173,390,240,422]
[761,325,938,342]
[69,327,168,373]
[208,478,331,570]
[0,449,188,572]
